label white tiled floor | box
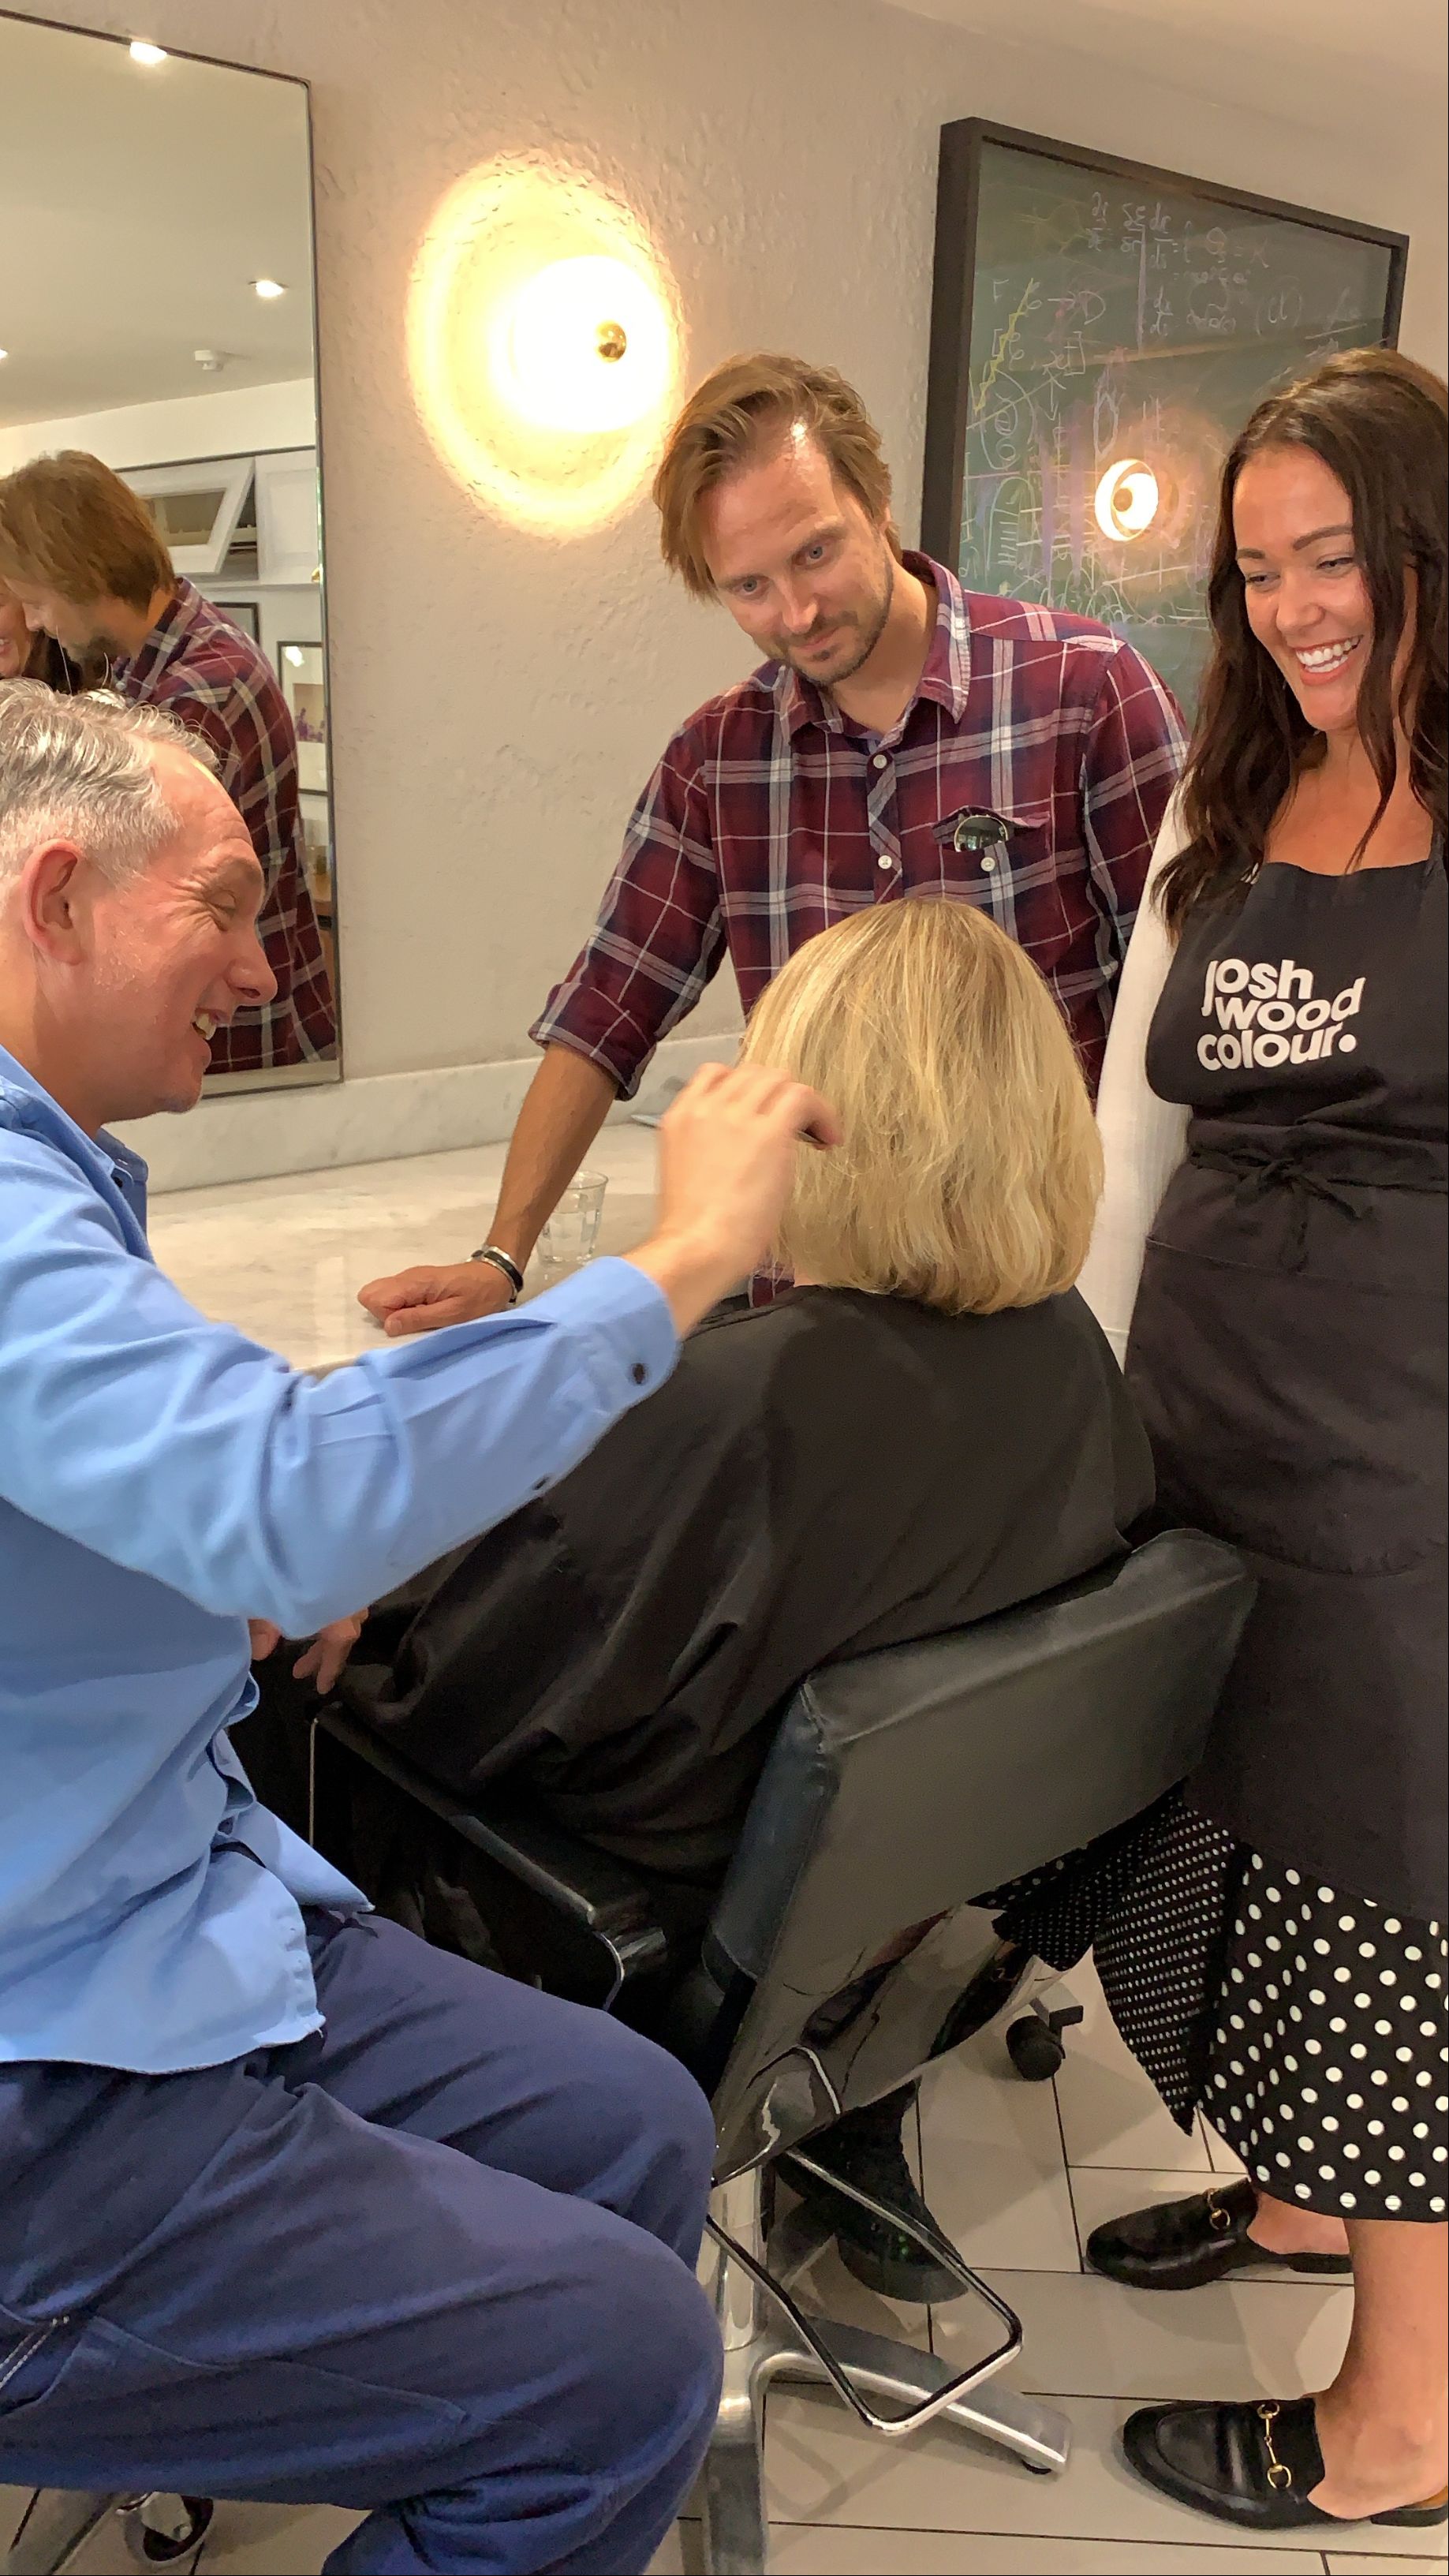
[4,1958,1444,2576]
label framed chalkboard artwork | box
[921,122,1407,715]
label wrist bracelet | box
[469,1243,525,1303]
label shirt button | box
[980,854,997,873]
[872,753,888,770]
[630,1362,648,1385]
[876,854,894,870]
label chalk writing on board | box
[958,144,1396,710]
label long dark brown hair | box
[1160,346,1447,930]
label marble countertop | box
[148,1126,660,1374]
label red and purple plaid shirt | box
[534,555,1185,1098]
[115,579,336,1077]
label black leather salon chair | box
[319,1525,1253,2574]
[6,1529,1251,2576]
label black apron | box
[1127,854,1447,1921]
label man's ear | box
[21,842,93,962]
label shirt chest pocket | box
[930,802,1066,939]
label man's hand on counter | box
[354,1064,837,1345]
[357,1258,513,1338]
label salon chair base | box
[698,2168,1070,2576]
[5,2489,211,2574]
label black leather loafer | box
[1123,2395,1449,2531]
[1087,2178,1353,2290]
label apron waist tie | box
[1190,1148,1371,1269]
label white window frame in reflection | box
[122,455,253,576]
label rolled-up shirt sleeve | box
[0,1138,676,1636]
[530,731,727,1099]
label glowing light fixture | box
[491,256,671,434]
[407,158,683,537]
[128,39,166,63]
[253,278,286,301]
[1094,458,1160,543]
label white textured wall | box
[6,0,1445,1090]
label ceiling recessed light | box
[0,350,9,365]
[129,39,167,64]
[253,278,286,300]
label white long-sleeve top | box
[1076,795,1193,1363]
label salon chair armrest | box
[316,1705,672,1986]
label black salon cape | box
[339,1285,1154,1883]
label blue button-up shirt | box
[0,1045,677,2075]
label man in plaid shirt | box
[361,354,1184,1335]
[0,451,334,1077]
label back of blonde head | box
[739,898,1102,1314]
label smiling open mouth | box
[1294,637,1361,675]
[192,1012,219,1040]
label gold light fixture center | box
[596,320,627,363]
[1093,458,1161,543]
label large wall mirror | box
[0,12,338,1090]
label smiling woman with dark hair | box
[1033,346,1447,2540]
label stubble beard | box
[777,552,896,689]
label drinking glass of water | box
[536,1171,607,1281]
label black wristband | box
[469,1243,525,1303]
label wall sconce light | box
[1094,458,1161,543]
[128,38,166,63]
[407,158,684,537]
[491,256,672,435]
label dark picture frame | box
[920,121,1408,712]
[213,597,260,645]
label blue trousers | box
[0,1913,723,2574]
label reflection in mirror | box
[0,13,338,1089]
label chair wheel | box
[121,2496,214,2564]
[1006,2013,1065,2081]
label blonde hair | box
[0,451,173,613]
[653,353,902,599]
[739,899,1103,1314]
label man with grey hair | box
[0,683,835,2576]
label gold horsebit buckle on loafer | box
[1208,2189,1235,2238]
[1258,2402,1295,2491]
[1255,2399,1449,2518]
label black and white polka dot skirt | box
[991,1792,1449,2224]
